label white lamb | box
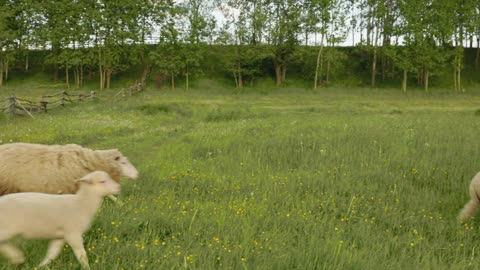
[0,171,120,268]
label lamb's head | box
[78,171,121,196]
[97,149,139,180]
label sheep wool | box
[0,171,120,268]
[458,171,480,223]
[0,143,138,195]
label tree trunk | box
[0,62,3,87]
[371,47,377,88]
[4,60,8,81]
[99,66,104,90]
[453,67,457,92]
[402,69,407,93]
[457,59,462,92]
[326,58,331,85]
[233,70,238,88]
[453,49,463,92]
[141,65,150,84]
[73,66,78,89]
[476,40,480,69]
[274,63,282,86]
[185,65,189,90]
[65,64,70,90]
[80,64,83,88]
[106,69,112,89]
[238,70,243,88]
[98,46,104,90]
[381,55,386,80]
[314,34,325,89]
[171,72,175,89]
[313,45,323,89]
[281,64,286,83]
[54,65,59,81]
[418,66,425,86]
[237,63,243,88]
[424,67,429,93]
[25,54,29,72]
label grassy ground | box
[2,86,480,269]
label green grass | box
[2,86,480,269]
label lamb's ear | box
[77,175,94,184]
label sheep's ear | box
[99,149,122,160]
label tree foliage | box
[0,0,479,91]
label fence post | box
[8,95,16,117]
[61,91,65,106]
[40,100,48,112]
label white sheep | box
[458,171,480,223]
[0,171,120,268]
[0,143,138,197]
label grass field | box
[2,86,480,269]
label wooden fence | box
[0,90,96,118]
[113,80,146,99]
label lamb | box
[458,171,480,223]
[0,143,138,197]
[0,171,120,268]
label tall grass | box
[1,87,480,269]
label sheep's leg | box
[65,235,89,269]
[39,239,65,267]
[0,243,25,264]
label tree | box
[395,0,453,93]
[177,0,217,89]
[264,0,302,86]
[303,0,348,89]
[219,0,270,88]
[450,0,477,92]
[385,44,415,92]
[0,0,15,87]
[87,0,161,89]
[151,20,183,89]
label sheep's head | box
[97,149,139,180]
[78,171,121,196]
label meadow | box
[2,86,480,269]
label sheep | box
[0,171,120,268]
[458,171,480,223]
[0,143,138,198]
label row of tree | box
[0,0,479,92]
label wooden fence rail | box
[113,81,146,99]
[0,90,96,118]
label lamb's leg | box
[0,243,25,264]
[39,239,65,267]
[65,235,89,269]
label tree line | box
[0,0,479,92]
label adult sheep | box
[458,171,480,223]
[0,143,138,196]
